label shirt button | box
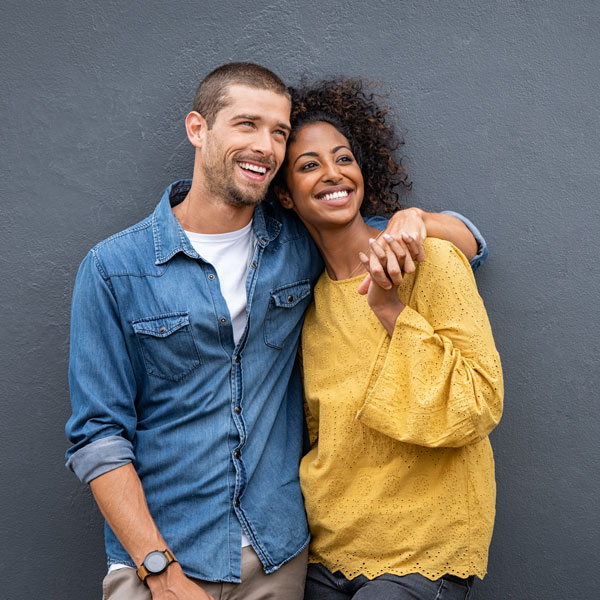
[208,274,215,280]
[219,317,227,324]
[159,326,166,334]
[234,406,242,414]
[233,450,240,459]
[234,499,240,507]
[251,261,257,269]
[261,237,268,243]
[287,295,294,303]
[234,355,241,363]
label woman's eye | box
[338,155,353,163]
[300,161,318,171]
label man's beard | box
[202,154,274,208]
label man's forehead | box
[219,84,291,119]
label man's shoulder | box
[261,196,311,243]
[87,212,157,277]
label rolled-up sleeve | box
[65,250,138,483]
[441,210,488,271]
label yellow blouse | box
[299,238,503,581]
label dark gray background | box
[1,1,598,598]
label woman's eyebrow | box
[293,145,352,166]
[293,151,319,166]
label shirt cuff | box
[66,435,135,484]
[441,210,488,271]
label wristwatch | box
[136,549,177,582]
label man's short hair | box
[193,62,290,128]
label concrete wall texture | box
[1,1,598,598]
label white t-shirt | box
[108,221,256,574]
[185,221,256,345]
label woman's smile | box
[281,121,364,227]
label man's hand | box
[382,206,427,268]
[146,562,214,600]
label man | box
[66,62,486,600]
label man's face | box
[200,84,291,207]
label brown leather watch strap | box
[136,549,176,583]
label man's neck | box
[172,179,255,234]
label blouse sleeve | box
[356,239,503,447]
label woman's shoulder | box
[419,238,475,281]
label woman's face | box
[281,121,364,230]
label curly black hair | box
[276,78,411,217]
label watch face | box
[145,551,168,573]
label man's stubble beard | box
[202,144,274,208]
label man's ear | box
[274,185,294,209]
[185,111,207,149]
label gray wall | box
[1,1,598,598]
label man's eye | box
[274,129,288,139]
[239,121,254,128]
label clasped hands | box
[357,207,427,295]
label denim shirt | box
[65,180,487,581]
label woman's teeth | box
[320,190,349,201]
[239,162,267,174]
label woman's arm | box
[358,238,503,448]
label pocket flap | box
[270,280,311,308]
[132,313,190,337]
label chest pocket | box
[264,280,312,350]
[132,312,201,381]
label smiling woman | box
[275,79,503,600]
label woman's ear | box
[274,185,294,209]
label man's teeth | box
[321,190,349,201]
[239,162,267,174]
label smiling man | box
[65,63,486,600]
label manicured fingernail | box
[383,234,394,241]
[368,238,375,244]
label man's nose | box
[250,128,275,157]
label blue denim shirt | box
[65,180,487,581]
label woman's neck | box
[305,216,382,281]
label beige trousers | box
[102,546,308,600]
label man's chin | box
[224,185,269,208]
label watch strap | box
[136,549,177,583]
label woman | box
[275,80,503,599]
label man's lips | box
[237,160,272,182]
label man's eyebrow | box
[292,145,351,166]
[231,114,291,132]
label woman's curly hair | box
[278,78,411,217]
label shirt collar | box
[152,180,282,265]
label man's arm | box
[66,252,212,599]
[90,465,213,599]
[362,208,487,293]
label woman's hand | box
[357,231,424,295]
[359,235,406,336]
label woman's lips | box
[315,189,353,206]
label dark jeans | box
[305,563,474,600]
